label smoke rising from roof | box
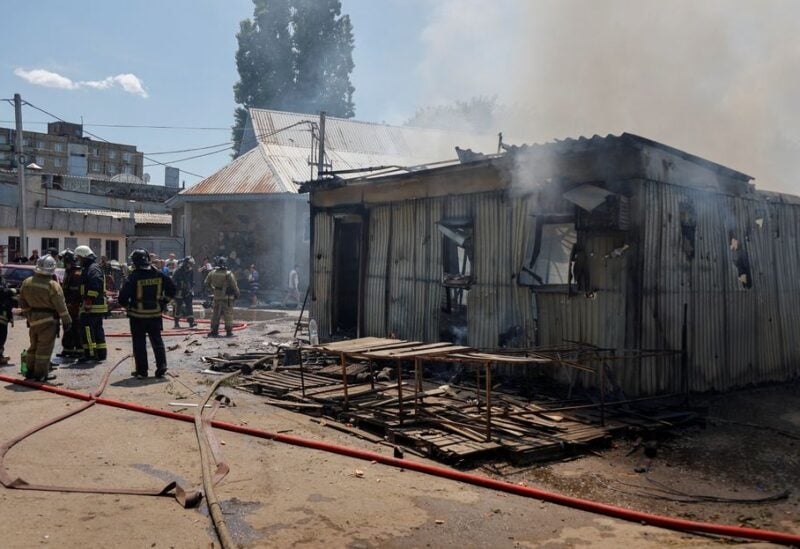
[415,0,800,193]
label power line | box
[143,144,234,167]
[0,120,235,131]
[16,101,317,179]
[22,100,207,179]
[144,141,234,155]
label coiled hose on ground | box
[0,374,798,546]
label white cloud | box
[14,67,148,98]
[111,74,148,98]
[82,77,115,90]
[14,68,79,90]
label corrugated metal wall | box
[320,191,535,350]
[310,212,334,337]
[312,179,800,395]
[536,234,629,388]
[638,181,800,394]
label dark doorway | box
[332,220,363,334]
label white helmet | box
[74,245,95,259]
[35,255,57,276]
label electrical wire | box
[142,145,234,167]
[144,141,235,155]
[0,120,235,130]
[22,101,207,179]
[17,100,316,179]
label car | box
[1,264,65,289]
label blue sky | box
[0,0,432,185]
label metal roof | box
[44,208,171,225]
[309,132,758,191]
[175,108,498,200]
[180,144,292,197]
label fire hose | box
[0,356,202,508]
[0,374,798,546]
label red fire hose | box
[1,374,798,546]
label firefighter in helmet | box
[57,249,83,358]
[118,249,176,378]
[171,256,196,329]
[75,245,108,363]
[0,266,17,365]
[17,255,71,381]
[204,256,239,337]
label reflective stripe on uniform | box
[84,326,96,356]
[131,276,162,318]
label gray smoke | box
[415,0,800,193]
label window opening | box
[41,237,59,254]
[530,222,576,286]
[729,234,752,289]
[438,217,473,344]
[105,240,120,261]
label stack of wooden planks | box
[221,338,695,464]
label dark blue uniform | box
[78,260,108,361]
[118,266,176,377]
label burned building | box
[169,108,497,299]
[304,133,800,395]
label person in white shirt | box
[282,265,300,308]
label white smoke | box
[14,68,149,98]
[414,0,800,193]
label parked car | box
[0,264,64,289]
[0,264,120,311]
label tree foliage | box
[232,0,355,155]
[405,96,501,134]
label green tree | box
[232,0,355,155]
[406,96,501,134]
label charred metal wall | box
[309,138,800,395]
[536,179,800,395]
[636,181,800,394]
[311,190,535,349]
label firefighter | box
[17,255,71,381]
[171,256,196,329]
[57,249,83,358]
[0,268,16,365]
[75,245,108,363]
[118,249,175,378]
[204,256,239,337]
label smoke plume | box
[415,0,800,193]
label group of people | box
[0,247,303,383]
[0,246,109,382]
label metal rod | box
[536,393,681,413]
[681,302,689,405]
[599,359,606,427]
[293,286,310,339]
[475,367,481,411]
[340,351,348,410]
[485,361,492,442]
[299,354,306,398]
[414,357,421,419]
[317,111,326,178]
[396,359,403,425]
[14,93,27,258]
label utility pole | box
[317,111,326,179]
[14,93,27,259]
